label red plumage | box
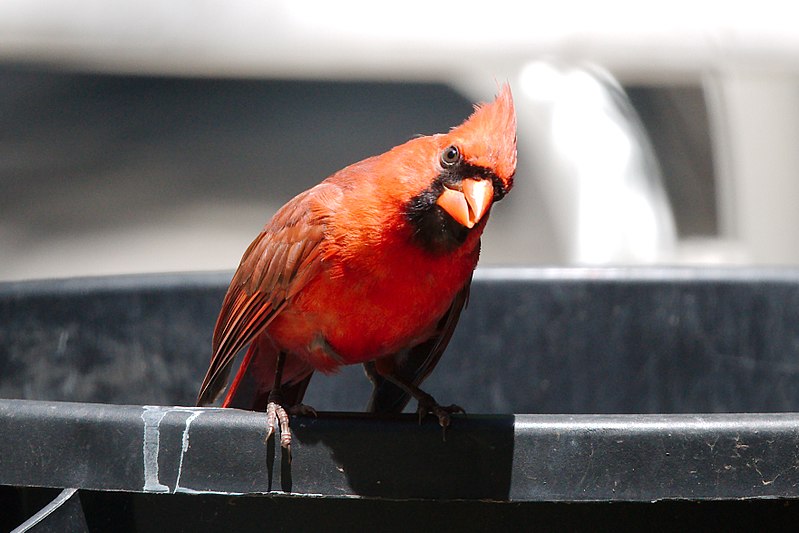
[197,85,517,449]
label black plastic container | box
[3,268,799,531]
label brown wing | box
[366,278,471,413]
[196,184,338,406]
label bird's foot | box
[382,374,465,439]
[265,400,317,462]
[416,397,465,429]
[266,401,292,451]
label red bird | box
[197,85,517,452]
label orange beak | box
[435,179,494,229]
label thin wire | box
[11,487,79,533]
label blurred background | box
[1,1,798,282]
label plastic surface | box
[3,267,799,414]
[3,268,799,527]
[2,399,799,502]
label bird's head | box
[402,84,517,252]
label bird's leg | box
[385,375,465,430]
[265,352,292,452]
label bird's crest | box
[448,84,517,190]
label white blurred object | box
[707,73,799,265]
[1,1,798,82]
[2,0,799,271]
[512,63,676,263]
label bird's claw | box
[266,401,292,455]
[416,401,465,429]
[266,401,317,463]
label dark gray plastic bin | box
[3,268,799,531]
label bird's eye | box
[440,145,460,167]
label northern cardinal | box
[197,84,516,452]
